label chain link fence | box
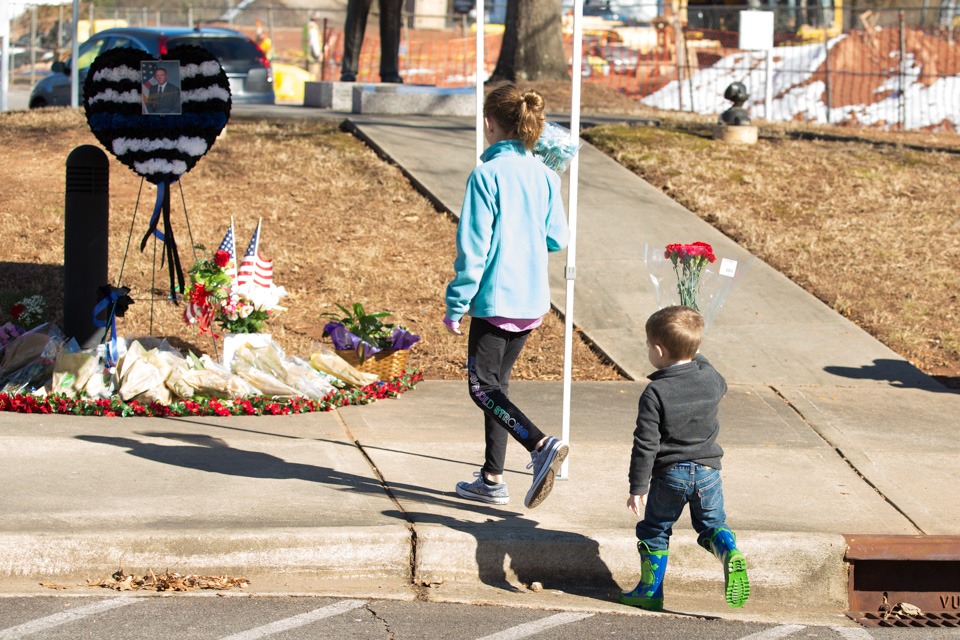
[6,2,960,130]
[574,4,960,131]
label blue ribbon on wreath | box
[139,179,185,300]
[146,181,166,243]
[93,285,133,367]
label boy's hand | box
[627,493,647,517]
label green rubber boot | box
[700,528,750,608]
[619,541,669,611]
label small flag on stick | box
[217,219,238,280]
[237,218,273,289]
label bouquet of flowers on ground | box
[184,244,286,337]
[533,122,583,174]
[644,241,754,331]
[184,248,234,337]
[322,303,420,364]
[0,323,24,350]
[9,294,47,331]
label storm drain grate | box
[846,611,960,628]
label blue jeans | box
[636,462,728,552]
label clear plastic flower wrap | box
[533,122,583,174]
[643,242,755,331]
[0,325,67,394]
[309,343,379,388]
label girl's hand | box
[444,316,462,336]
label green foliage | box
[322,302,396,350]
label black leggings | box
[467,318,546,476]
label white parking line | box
[832,627,874,640]
[475,612,595,640]
[737,625,807,640]
[0,597,142,639]
[218,599,367,640]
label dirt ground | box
[0,104,623,383]
[3,82,960,388]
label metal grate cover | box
[846,611,960,628]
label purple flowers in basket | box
[323,322,420,360]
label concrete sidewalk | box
[1,110,958,626]
[346,113,959,527]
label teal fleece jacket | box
[445,139,569,321]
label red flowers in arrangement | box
[664,242,717,312]
[213,250,231,268]
[0,370,423,418]
[664,241,716,263]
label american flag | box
[141,60,160,92]
[237,220,273,289]
[217,221,237,280]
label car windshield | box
[76,37,109,70]
[73,36,136,71]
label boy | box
[620,305,749,610]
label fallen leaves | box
[414,577,444,589]
[38,582,69,590]
[92,569,250,592]
[38,569,251,592]
[878,592,923,620]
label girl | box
[444,84,570,509]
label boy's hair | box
[484,84,546,151]
[645,305,704,360]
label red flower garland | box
[0,370,423,418]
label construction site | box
[6,0,960,129]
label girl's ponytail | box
[484,84,546,150]
[516,90,546,150]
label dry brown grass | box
[0,106,624,382]
[5,88,960,387]
[581,119,960,386]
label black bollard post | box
[63,145,110,349]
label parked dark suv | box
[29,26,274,108]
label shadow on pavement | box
[824,358,954,392]
[384,509,621,602]
[75,433,515,517]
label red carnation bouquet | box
[664,242,716,311]
[645,241,754,330]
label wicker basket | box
[336,348,409,380]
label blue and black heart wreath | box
[83,44,232,299]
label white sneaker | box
[456,472,509,505]
[524,437,568,508]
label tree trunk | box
[489,0,570,83]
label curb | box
[0,526,412,584]
[413,526,849,612]
[1,525,849,613]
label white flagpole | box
[70,0,79,108]
[230,216,238,281]
[475,0,485,165]
[1,0,9,112]
[559,0,584,480]
[252,217,262,259]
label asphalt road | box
[4,596,956,640]
[3,85,31,111]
